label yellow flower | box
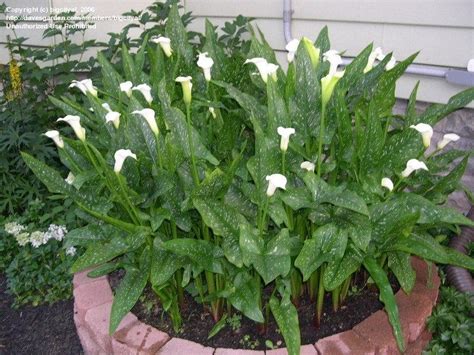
[8,59,22,100]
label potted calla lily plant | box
[23,4,474,354]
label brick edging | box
[73,257,439,354]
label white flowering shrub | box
[22,4,474,353]
[1,200,78,307]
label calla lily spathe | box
[197,52,214,81]
[132,84,153,104]
[69,79,98,97]
[364,47,384,73]
[65,172,75,185]
[301,37,320,68]
[381,177,394,191]
[175,76,193,105]
[385,56,397,70]
[437,133,460,150]
[102,103,112,112]
[132,109,159,135]
[321,50,345,105]
[44,130,64,148]
[265,174,287,197]
[209,107,216,119]
[120,81,133,97]
[277,127,295,152]
[114,149,137,173]
[401,159,428,178]
[151,36,172,57]
[285,39,300,63]
[410,123,433,148]
[106,111,121,129]
[300,161,315,172]
[244,58,279,83]
[57,115,86,141]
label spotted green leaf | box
[364,256,405,352]
[295,223,348,281]
[193,198,247,267]
[109,247,150,334]
[162,238,224,274]
[269,291,300,355]
[240,226,291,284]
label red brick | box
[410,258,440,305]
[411,280,440,307]
[157,338,214,355]
[113,321,169,354]
[74,279,113,320]
[267,344,318,355]
[111,339,135,355]
[405,329,432,355]
[215,349,264,355]
[315,330,376,355]
[353,310,400,354]
[73,269,105,289]
[76,319,104,355]
[84,302,138,354]
[395,291,433,342]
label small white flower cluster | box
[4,222,68,249]
[30,231,48,248]
[44,224,68,242]
[66,246,77,256]
[4,222,29,246]
[4,221,26,235]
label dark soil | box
[110,271,400,351]
[0,274,83,355]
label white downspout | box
[282,0,473,86]
[283,0,293,44]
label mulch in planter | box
[110,271,400,350]
[0,274,83,355]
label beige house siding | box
[1,0,473,105]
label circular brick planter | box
[73,257,439,354]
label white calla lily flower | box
[410,123,433,148]
[321,50,345,105]
[285,39,300,63]
[300,161,315,172]
[265,174,288,197]
[44,130,64,148]
[244,58,279,83]
[175,76,193,105]
[277,127,296,152]
[132,84,153,104]
[197,52,214,81]
[209,107,216,119]
[57,115,86,141]
[265,63,279,82]
[114,149,137,173]
[69,79,98,97]
[401,159,428,178]
[301,37,320,68]
[437,133,460,150]
[102,103,112,112]
[132,109,159,135]
[120,81,133,97]
[106,111,121,129]
[364,47,384,73]
[151,36,172,57]
[385,56,397,70]
[65,172,75,185]
[381,177,394,191]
